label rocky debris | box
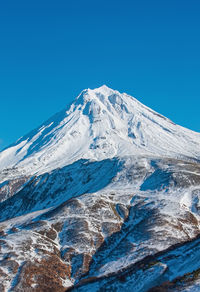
[0,176,29,203]
[13,255,71,292]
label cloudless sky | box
[0,0,200,150]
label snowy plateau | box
[0,85,200,291]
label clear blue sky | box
[0,0,200,150]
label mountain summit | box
[0,86,199,174]
[0,86,200,291]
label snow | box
[0,85,199,176]
[0,86,200,291]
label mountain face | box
[1,85,199,175]
[0,86,200,292]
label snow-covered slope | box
[0,85,199,175]
[0,86,200,292]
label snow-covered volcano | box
[0,85,200,174]
[1,86,200,292]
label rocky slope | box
[0,86,200,291]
